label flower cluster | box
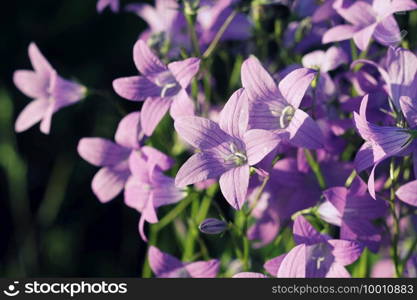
[13,0,417,278]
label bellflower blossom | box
[78,112,145,202]
[265,216,363,278]
[323,0,417,50]
[13,43,86,134]
[113,40,199,135]
[175,88,281,209]
[318,177,387,252]
[241,55,323,149]
[125,150,185,241]
[148,246,220,278]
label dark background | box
[0,0,150,277]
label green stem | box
[246,173,269,217]
[402,237,417,275]
[184,8,201,57]
[304,149,326,189]
[389,158,401,277]
[202,9,238,59]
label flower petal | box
[396,180,417,207]
[148,246,185,278]
[287,109,324,149]
[278,68,316,109]
[353,24,377,51]
[264,254,286,277]
[322,25,359,44]
[219,88,248,139]
[115,112,144,149]
[185,260,220,278]
[78,137,130,167]
[244,129,280,165]
[141,97,172,136]
[277,244,306,278]
[28,43,54,78]
[14,98,49,132]
[13,70,48,99]
[219,165,250,210]
[169,90,195,119]
[293,215,324,245]
[133,40,167,76]
[168,58,200,89]
[92,163,130,203]
[233,272,267,278]
[112,76,161,101]
[328,239,363,266]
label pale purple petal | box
[400,96,417,128]
[185,260,220,278]
[28,43,54,78]
[287,109,324,149]
[322,46,348,73]
[293,215,323,245]
[241,55,280,102]
[328,239,363,266]
[141,146,175,171]
[133,40,167,76]
[148,246,185,278]
[264,254,286,277]
[78,138,130,167]
[326,264,351,278]
[278,68,316,109]
[334,0,376,26]
[115,112,143,149]
[219,165,250,210]
[13,70,48,99]
[277,244,306,278]
[175,152,229,187]
[141,97,172,136]
[396,180,417,207]
[92,163,130,203]
[14,98,49,132]
[322,25,359,44]
[50,72,85,109]
[233,272,267,278]
[219,89,248,139]
[168,58,200,89]
[244,129,280,165]
[112,76,161,101]
[170,90,195,119]
[353,24,377,51]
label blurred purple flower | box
[319,177,388,252]
[175,88,280,210]
[265,216,362,278]
[125,150,185,241]
[113,40,199,135]
[77,112,145,202]
[13,43,86,134]
[97,0,119,13]
[148,246,220,278]
[241,55,323,149]
[323,0,417,50]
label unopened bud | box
[199,218,227,235]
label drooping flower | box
[13,43,86,134]
[323,0,417,50]
[125,150,185,241]
[265,216,362,278]
[113,40,199,135]
[148,246,220,278]
[353,94,416,198]
[318,176,388,252]
[97,0,119,13]
[175,88,281,210]
[241,55,323,149]
[78,112,146,202]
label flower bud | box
[199,218,227,235]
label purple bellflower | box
[13,43,86,134]
[353,94,417,198]
[113,40,200,135]
[241,55,324,149]
[148,246,220,278]
[318,177,387,252]
[125,150,185,241]
[323,0,417,50]
[265,216,363,278]
[97,0,119,13]
[174,88,281,210]
[78,112,145,202]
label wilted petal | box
[396,180,417,207]
[168,58,200,89]
[148,246,185,278]
[185,260,220,278]
[287,109,324,149]
[175,152,228,187]
[133,40,167,76]
[14,98,49,132]
[278,68,316,109]
[219,89,248,139]
[141,97,172,136]
[113,76,161,101]
[219,165,250,210]
[244,129,280,165]
[78,138,130,167]
[241,55,280,102]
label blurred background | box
[0,0,150,277]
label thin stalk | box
[246,174,269,217]
[389,158,401,277]
[304,149,326,189]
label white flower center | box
[224,143,247,166]
[279,105,296,129]
[155,71,178,98]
